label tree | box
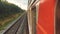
[0,1,24,19]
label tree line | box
[0,0,24,19]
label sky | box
[6,0,28,10]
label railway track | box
[3,13,29,34]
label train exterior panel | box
[28,0,56,34]
[37,0,56,34]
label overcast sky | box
[6,0,28,10]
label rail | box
[3,12,29,34]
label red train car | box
[28,0,59,34]
[37,0,56,34]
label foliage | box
[0,1,24,20]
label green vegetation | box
[0,13,21,31]
[0,0,25,30]
[0,0,24,20]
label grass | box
[0,13,21,31]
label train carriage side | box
[37,0,56,34]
